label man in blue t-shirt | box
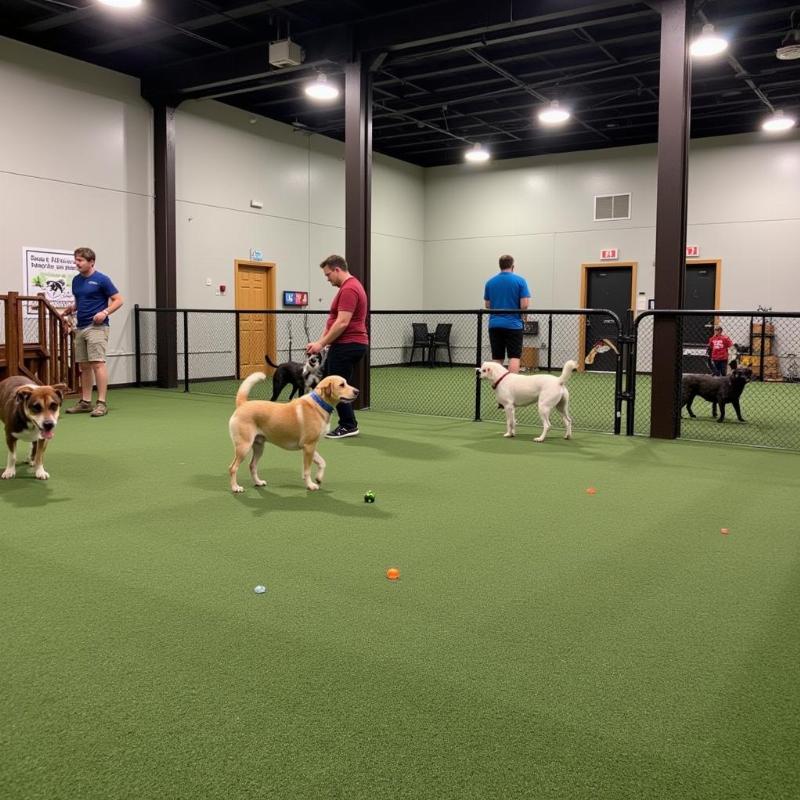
[63,247,124,417]
[483,254,531,373]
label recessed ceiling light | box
[98,0,142,8]
[762,109,797,133]
[538,100,570,125]
[690,23,728,58]
[304,73,339,101]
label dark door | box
[683,262,717,345]
[585,267,631,372]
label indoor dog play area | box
[3,0,800,797]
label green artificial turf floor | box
[185,365,800,451]
[2,388,799,799]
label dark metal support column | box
[650,0,691,439]
[344,58,372,410]
[151,102,178,389]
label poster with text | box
[23,247,76,317]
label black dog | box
[264,353,325,402]
[46,278,66,294]
[681,365,753,423]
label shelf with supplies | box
[749,321,775,355]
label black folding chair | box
[410,323,431,365]
[429,323,453,367]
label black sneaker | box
[325,426,360,439]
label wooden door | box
[235,260,276,378]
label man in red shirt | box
[707,325,734,376]
[306,254,369,438]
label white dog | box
[477,360,578,442]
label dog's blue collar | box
[309,391,334,414]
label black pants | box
[324,342,368,429]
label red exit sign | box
[686,245,700,257]
[600,249,619,260]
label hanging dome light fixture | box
[304,73,339,101]
[537,100,570,125]
[761,109,797,133]
[690,24,728,58]
[465,143,490,163]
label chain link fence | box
[134,306,800,450]
[135,307,622,434]
[631,310,800,450]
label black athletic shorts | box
[489,328,523,360]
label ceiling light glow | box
[98,0,142,8]
[538,100,570,125]
[690,23,728,58]
[465,143,490,163]
[762,109,796,133]
[304,73,339,101]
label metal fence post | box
[134,304,141,386]
[547,314,553,371]
[235,311,241,381]
[474,310,483,421]
[183,310,189,393]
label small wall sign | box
[283,291,308,307]
[600,249,619,260]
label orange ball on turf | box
[386,568,400,581]
[586,487,597,495]
[720,528,730,535]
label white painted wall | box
[424,133,800,311]
[175,100,424,314]
[0,36,154,385]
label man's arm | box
[92,292,123,324]
[484,299,491,310]
[307,310,353,354]
[520,297,530,311]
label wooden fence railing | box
[0,291,77,389]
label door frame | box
[579,261,638,370]
[234,259,277,378]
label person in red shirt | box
[306,254,369,439]
[707,325,733,376]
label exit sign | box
[686,245,700,257]
[600,249,619,260]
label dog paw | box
[35,469,50,480]
[1,469,15,480]
[533,436,545,443]
[253,479,267,487]
[232,484,245,493]
[306,482,320,492]
[503,432,515,438]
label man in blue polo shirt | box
[484,254,531,373]
[63,247,124,417]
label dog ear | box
[51,383,68,400]
[15,385,33,404]
[320,379,333,402]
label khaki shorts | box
[74,325,110,363]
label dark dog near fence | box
[264,352,325,402]
[681,363,753,423]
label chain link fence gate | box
[630,310,800,450]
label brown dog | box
[0,376,67,481]
[228,372,358,493]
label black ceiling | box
[3,0,799,167]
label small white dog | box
[477,360,578,442]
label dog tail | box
[265,354,280,370]
[236,372,266,407]
[559,360,579,383]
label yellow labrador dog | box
[228,372,358,493]
[477,360,578,442]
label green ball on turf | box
[364,490,376,503]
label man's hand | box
[306,341,324,355]
[92,309,109,325]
